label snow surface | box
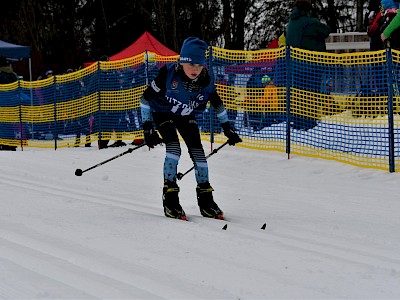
[1,142,400,299]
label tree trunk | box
[356,0,365,31]
[221,0,232,48]
[232,0,247,49]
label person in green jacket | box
[381,3,400,46]
[286,0,331,52]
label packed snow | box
[1,141,400,299]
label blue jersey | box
[141,63,228,124]
[148,63,215,116]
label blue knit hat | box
[179,37,208,66]
[382,0,398,9]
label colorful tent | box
[110,31,178,60]
[83,31,178,67]
[267,38,279,49]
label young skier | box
[140,37,242,220]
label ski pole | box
[75,143,146,176]
[176,141,229,180]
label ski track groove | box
[0,270,31,299]
[0,173,159,216]
[2,173,400,285]
[0,224,232,299]
[0,238,158,299]
[0,234,164,299]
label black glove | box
[143,121,162,148]
[221,122,242,146]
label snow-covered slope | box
[1,143,400,299]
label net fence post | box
[285,45,291,159]
[386,48,395,172]
[208,45,215,149]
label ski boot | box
[163,181,186,220]
[196,182,224,219]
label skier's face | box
[181,63,203,79]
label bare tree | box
[0,0,369,79]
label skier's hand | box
[143,121,162,148]
[221,122,242,146]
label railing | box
[325,32,370,53]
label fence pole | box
[285,46,292,159]
[18,79,24,150]
[53,75,58,150]
[386,48,395,172]
[97,60,102,147]
[208,46,214,151]
[145,50,149,86]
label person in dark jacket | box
[286,0,331,52]
[0,57,18,84]
[246,67,264,131]
[140,37,242,220]
[286,0,331,130]
[0,57,18,150]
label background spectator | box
[286,0,330,130]
[45,69,54,78]
[380,0,400,48]
[0,56,18,84]
[368,0,400,50]
[0,57,18,150]
[286,0,331,52]
[366,0,383,50]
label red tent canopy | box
[83,31,178,67]
[267,38,279,49]
[110,31,178,60]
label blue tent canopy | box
[0,40,32,81]
[0,40,31,60]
